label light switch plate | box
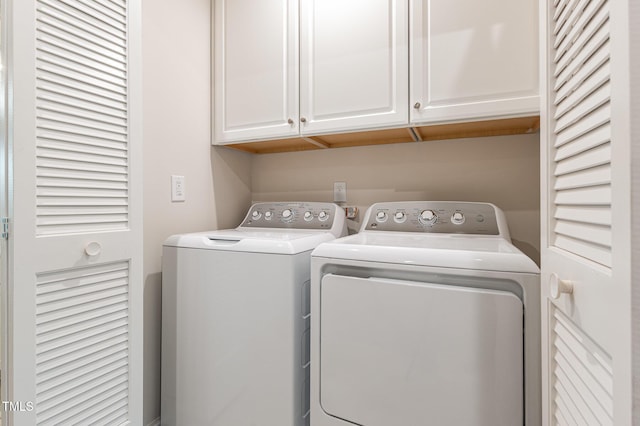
[171,175,185,202]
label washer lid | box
[164,228,339,255]
[311,232,540,273]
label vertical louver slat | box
[35,262,130,425]
[550,308,613,425]
[551,0,612,267]
[35,0,129,236]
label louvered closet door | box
[8,0,142,424]
[541,0,632,424]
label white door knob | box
[550,273,573,299]
[85,241,102,257]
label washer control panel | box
[363,201,501,235]
[240,202,341,230]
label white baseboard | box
[146,417,160,426]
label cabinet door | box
[540,0,633,424]
[300,0,408,135]
[410,0,538,123]
[213,0,299,144]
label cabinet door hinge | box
[2,217,9,239]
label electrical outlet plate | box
[334,181,347,203]
[345,206,358,219]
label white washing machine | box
[310,201,540,426]
[162,202,346,426]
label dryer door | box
[320,274,523,426]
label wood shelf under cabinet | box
[224,116,540,155]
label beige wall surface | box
[252,133,541,264]
[211,146,253,229]
[141,0,240,423]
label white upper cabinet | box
[299,0,408,134]
[213,0,540,150]
[214,0,299,143]
[410,0,539,124]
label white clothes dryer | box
[310,201,540,426]
[162,202,346,426]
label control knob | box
[282,209,293,221]
[419,209,437,225]
[304,211,314,221]
[451,212,465,225]
[251,210,262,220]
[394,211,406,223]
[375,211,388,222]
[318,211,329,222]
[264,211,273,220]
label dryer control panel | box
[240,202,345,232]
[363,201,503,236]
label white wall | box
[252,133,541,264]
[142,1,251,424]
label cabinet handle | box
[300,117,307,123]
[287,118,294,125]
[414,102,421,109]
[549,273,574,299]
